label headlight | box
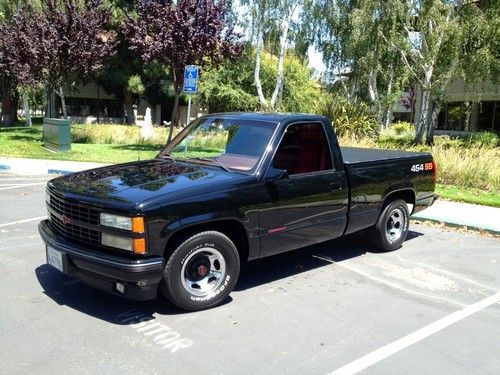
[100,213,132,230]
[101,233,133,251]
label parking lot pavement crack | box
[405,259,499,294]
[313,255,468,309]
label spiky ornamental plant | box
[126,0,242,143]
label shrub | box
[468,132,500,148]
[391,122,414,134]
[317,95,378,138]
[432,144,500,191]
[71,124,171,145]
[379,121,414,147]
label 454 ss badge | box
[411,162,433,173]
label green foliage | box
[127,74,145,95]
[71,124,171,145]
[316,95,378,138]
[436,184,500,208]
[468,132,500,148]
[197,48,322,113]
[380,122,499,149]
[391,122,414,135]
[379,122,415,146]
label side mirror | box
[264,167,288,183]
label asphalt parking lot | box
[0,171,499,375]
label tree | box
[0,5,42,126]
[392,0,499,144]
[126,0,242,143]
[348,0,410,128]
[96,38,144,124]
[306,0,409,128]
[33,0,116,118]
[304,0,354,94]
[197,47,322,113]
[238,0,301,111]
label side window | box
[272,123,333,175]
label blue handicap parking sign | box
[183,65,199,94]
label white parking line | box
[0,182,47,191]
[329,291,500,375]
[0,216,47,228]
[0,177,49,181]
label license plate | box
[47,246,63,272]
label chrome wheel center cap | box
[198,265,208,276]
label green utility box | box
[43,118,71,152]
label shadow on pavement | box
[35,229,424,322]
[237,229,423,291]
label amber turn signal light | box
[132,217,145,233]
[133,238,146,254]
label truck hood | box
[48,159,249,210]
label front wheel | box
[160,231,240,311]
[366,199,410,252]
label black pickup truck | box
[39,113,437,311]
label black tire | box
[160,231,240,311]
[366,199,410,252]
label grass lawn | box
[436,184,500,208]
[0,125,162,163]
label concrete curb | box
[0,157,108,175]
[411,216,500,235]
[412,200,500,234]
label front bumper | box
[38,220,164,300]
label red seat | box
[295,124,331,174]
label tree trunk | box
[270,8,293,110]
[168,93,179,144]
[10,93,18,124]
[1,94,15,126]
[415,89,431,145]
[382,68,395,129]
[45,89,56,118]
[383,106,393,129]
[58,87,67,118]
[254,23,268,109]
[425,101,440,145]
[123,87,135,124]
[23,93,32,127]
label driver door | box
[259,122,348,257]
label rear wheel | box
[366,199,409,252]
[160,231,240,311]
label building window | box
[477,101,499,132]
[57,97,124,119]
[437,101,499,132]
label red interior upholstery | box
[294,124,332,174]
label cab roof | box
[201,112,329,125]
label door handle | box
[331,182,342,191]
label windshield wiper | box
[186,157,231,172]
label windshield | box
[160,117,276,173]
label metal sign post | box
[183,65,199,126]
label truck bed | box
[340,146,431,164]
